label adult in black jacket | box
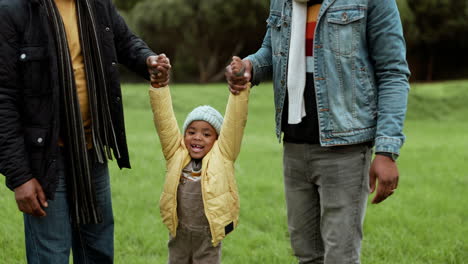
[0,0,169,262]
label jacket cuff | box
[140,51,158,81]
[244,55,260,86]
[375,152,399,161]
[374,136,402,156]
[5,167,34,191]
[149,85,169,93]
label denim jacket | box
[246,0,410,155]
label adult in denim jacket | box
[226,0,410,263]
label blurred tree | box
[127,0,269,83]
[116,0,468,82]
[396,0,418,45]
[406,0,468,80]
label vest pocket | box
[326,7,366,56]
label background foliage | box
[113,0,468,83]
[120,0,268,82]
[400,0,468,80]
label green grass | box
[1,80,467,263]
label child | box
[149,57,250,263]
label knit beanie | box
[182,105,224,135]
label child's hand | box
[231,56,246,77]
[225,56,251,95]
[147,54,171,88]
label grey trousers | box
[168,179,221,264]
[283,142,372,264]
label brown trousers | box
[168,179,221,264]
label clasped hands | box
[147,54,171,88]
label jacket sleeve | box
[217,84,251,161]
[245,17,273,86]
[367,0,411,155]
[149,86,182,161]
[109,0,156,80]
[0,7,34,190]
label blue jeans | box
[283,142,372,264]
[24,152,114,264]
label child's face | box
[184,121,218,159]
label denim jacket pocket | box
[267,13,285,57]
[266,12,282,28]
[326,7,366,56]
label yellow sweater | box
[55,0,91,147]
[149,85,250,246]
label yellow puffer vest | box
[149,85,250,246]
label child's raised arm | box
[149,86,181,161]
[218,57,251,161]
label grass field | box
[1,80,467,263]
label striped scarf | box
[42,0,120,224]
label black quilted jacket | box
[0,0,155,198]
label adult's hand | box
[369,155,399,204]
[14,178,48,217]
[147,54,171,88]
[225,56,252,95]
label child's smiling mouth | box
[191,144,204,153]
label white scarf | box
[287,0,308,124]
